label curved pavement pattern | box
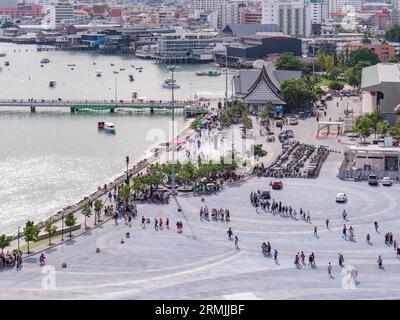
[1,159,400,300]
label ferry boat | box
[195,70,221,76]
[96,70,102,77]
[49,80,56,87]
[129,74,134,81]
[41,58,50,64]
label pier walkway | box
[0,98,206,114]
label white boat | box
[104,122,116,133]
[162,79,180,89]
[96,70,102,77]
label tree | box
[384,25,400,43]
[275,52,303,71]
[44,220,57,246]
[344,61,371,88]
[220,112,231,127]
[362,32,372,44]
[23,220,39,254]
[329,81,344,91]
[94,199,103,224]
[355,116,372,142]
[81,203,92,230]
[281,78,317,113]
[118,184,131,203]
[368,107,384,138]
[348,48,378,67]
[0,234,13,253]
[240,115,253,129]
[260,106,270,121]
[251,144,267,157]
[64,212,77,237]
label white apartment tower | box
[309,0,329,24]
[328,0,361,12]
[191,0,224,12]
[43,0,74,29]
[262,0,312,38]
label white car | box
[289,117,298,125]
[382,177,393,186]
[336,193,347,203]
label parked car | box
[272,181,283,190]
[368,174,379,186]
[336,193,347,203]
[284,130,294,138]
[289,117,298,125]
[346,132,360,138]
[382,177,393,186]
[326,94,333,101]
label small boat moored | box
[96,70,102,77]
[4,61,9,66]
[104,122,116,133]
[49,80,56,87]
[0,52,6,57]
[129,74,134,81]
[41,58,50,64]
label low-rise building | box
[361,63,400,123]
[348,43,396,61]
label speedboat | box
[96,70,102,77]
[41,58,50,64]
[49,80,56,87]
[162,79,180,89]
[104,122,116,133]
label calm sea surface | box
[0,43,229,233]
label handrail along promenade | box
[0,98,205,114]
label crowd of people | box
[0,250,23,269]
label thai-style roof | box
[241,64,285,105]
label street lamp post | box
[167,65,176,195]
[17,226,20,252]
[312,41,315,75]
[126,156,130,184]
[114,71,118,101]
[61,212,64,241]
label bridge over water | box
[0,99,206,115]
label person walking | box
[300,251,305,264]
[377,255,383,269]
[328,262,333,277]
[234,236,239,249]
[166,218,169,229]
[227,227,233,240]
[342,224,347,239]
[374,221,379,232]
[342,209,347,220]
[366,233,371,244]
[141,216,146,229]
[154,218,158,231]
[314,226,318,237]
[338,253,344,267]
[159,218,163,230]
[326,219,329,229]
[273,249,278,262]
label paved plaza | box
[2,95,400,300]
